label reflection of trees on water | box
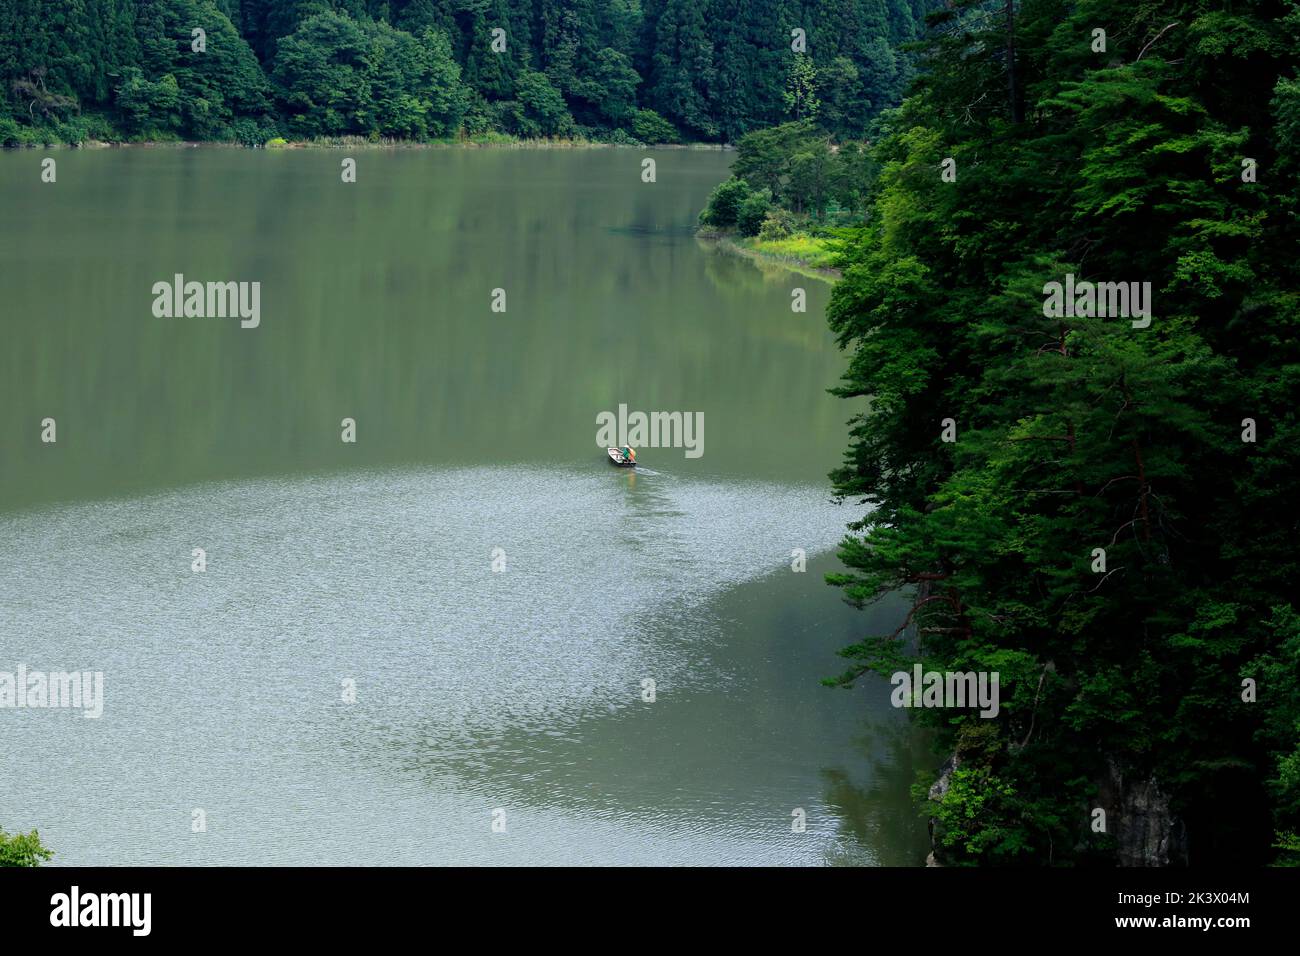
[377,553,935,866]
[819,711,936,867]
[3,150,853,509]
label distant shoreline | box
[4,136,733,152]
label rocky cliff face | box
[1098,757,1189,866]
[925,754,959,867]
[924,751,1189,866]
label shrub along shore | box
[695,120,871,279]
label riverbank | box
[697,229,842,283]
[265,135,728,150]
[1,131,730,151]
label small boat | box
[607,447,637,468]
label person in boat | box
[621,445,636,463]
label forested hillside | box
[0,0,939,144]
[827,0,1300,865]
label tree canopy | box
[826,0,1300,865]
[0,0,942,143]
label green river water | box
[0,147,929,865]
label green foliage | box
[0,0,941,144]
[736,188,771,237]
[1272,830,1300,867]
[230,116,261,146]
[1251,607,1300,832]
[630,108,677,144]
[115,69,181,136]
[510,70,575,137]
[0,115,37,145]
[699,177,751,228]
[827,0,1300,865]
[272,13,464,139]
[602,126,638,145]
[593,47,639,126]
[757,208,794,240]
[0,827,53,867]
[133,0,270,140]
[930,766,1026,863]
[746,230,839,270]
[732,120,821,204]
[696,119,875,276]
[783,54,819,121]
[818,56,864,135]
[707,120,875,227]
[646,0,718,139]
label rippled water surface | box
[0,148,929,865]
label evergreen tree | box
[0,0,941,143]
[648,0,717,137]
[826,0,1300,865]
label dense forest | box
[5,0,1297,873]
[826,0,1300,865]
[0,0,939,144]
